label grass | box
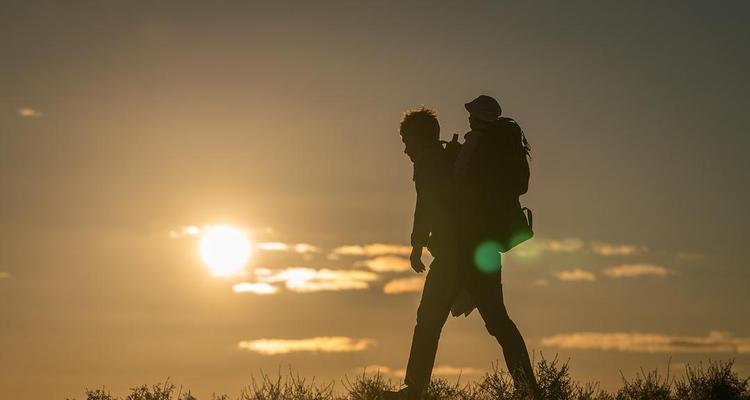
[68,358,750,400]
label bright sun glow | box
[199,225,252,277]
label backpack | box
[473,118,530,195]
[471,118,533,252]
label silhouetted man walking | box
[385,98,538,400]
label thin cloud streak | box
[169,225,201,238]
[18,107,42,118]
[168,226,321,255]
[232,282,278,295]
[555,269,596,282]
[384,277,424,294]
[332,243,412,257]
[544,238,585,253]
[514,237,650,259]
[433,365,484,376]
[359,365,482,378]
[356,255,411,272]
[258,267,378,293]
[255,242,290,251]
[541,331,750,354]
[513,237,585,259]
[293,243,321,253]
[238,336,376,355]
[255,242,321,253]
[590,242,647,256]
[603,263,670,278]
[360,365,403,377]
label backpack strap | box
[522,207,533,230]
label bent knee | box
[484,313,517,338]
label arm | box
[409,181,430,273]
[454,130,484,178]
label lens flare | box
[474,240,502,273]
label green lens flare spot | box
[474,240,502,273]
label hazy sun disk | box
[199,225,252,276]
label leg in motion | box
[468,269,539,395]
[402,252,462,398]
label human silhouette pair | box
[384,96,539,400]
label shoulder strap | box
[522,207,533,230]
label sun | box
[198,225,252,277]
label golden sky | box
[2,1,749,398]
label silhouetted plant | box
[423,377,465,400]
[674,360,750,400]
[535,356,575,400]
[475,362,516,399]
[342,370,394,400]
[575,382,614,400]
[68,358,750,400]
[240,369,334,400]
[616,367,672,400]
[82,387,116,400]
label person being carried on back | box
[455,95,533,254]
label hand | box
[410,246,426,273]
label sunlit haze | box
[1,1,749,399]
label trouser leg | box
[404,252,461,395]
[467,268,538,393]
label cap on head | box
[465,95,502,122]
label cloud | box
[383,276,424,294]
[168,226,320,254]
[514,238,649,259]
[541,331,750,354]
[553,264,669,281]
[0,272,9,279]
[555,269,596,282]
[258,267,378,293]
[544,238,585,253]
[234,267,379,294]
[590,242,647,256]
[255,242,321,253]
[232,282,278,295]
[356,364,406,376]
[359,365,482,378]
[432,365,484,376]
[293,243,321,253]
[603,263,670,278]
[238,336,376,355]
[255,242,289,251]
[332,243,412,257]
[356,256,412,272]
[509,238,584,260]
[169,225,201,238]
[18,107,42,118]
[360,365,403,377]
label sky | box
[1,1,750,398]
